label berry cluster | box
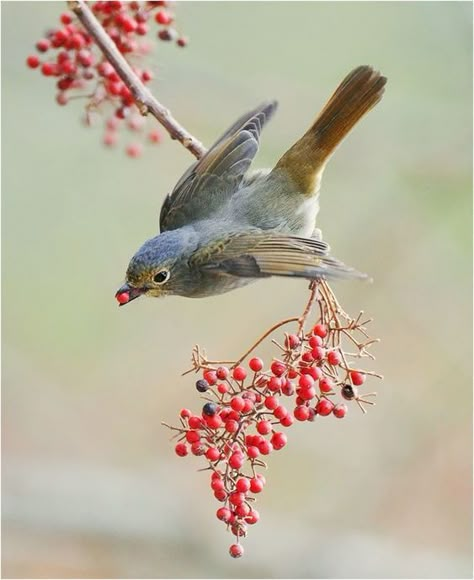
[26,1,188,157]
[164,281,382,558]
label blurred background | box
[2,2,472,578]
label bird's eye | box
[153,269,170,284]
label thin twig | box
[68,0,207,159]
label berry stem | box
[68,0,207,159]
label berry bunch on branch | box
[26,0,204,158]
[163,281,382,558]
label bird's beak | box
[115,283,145,306]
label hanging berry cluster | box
[26,1,188,157]
[164,281,382,559]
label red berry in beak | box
[116,291,130,305]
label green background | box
[2,1,472,578]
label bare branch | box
[68,0,207,159]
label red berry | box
[281,379,294,396]
[271,431,287,450]
[148,129,162,143]
[206,414,223,429]
[206,447,220,461]
[316,398,335,416]
[214,489,227,502]
[333,403,348,418]
[26,55,40,69]
[236,477,250,493]
[313,324,328,338]
[311,347,325,360]
[271,360,286,377]
[264,396,279,410]
[257,420,272,435]
[185,430,200,444]
[267,376,282,392]
[273,405,288,420]
[216,507,232,522]
[225,419,239,433]
[350,371,366,386]
[41,62,57,76]
[229,492,245,506]
[294,405,310,421]
[229,544,244,558]
[179,408,191,419]
[246,445,259,459]
[245,509,260,525]
[249,477,264,493]
[217,383,228,394]
[232,366,247,381]
[216,366,229,380]
[309,335,323,349]
[319,377,334,394]
[175,442,188,456]
[298,374,314,389]
[136,22,148,35]
[230,396,245,412]
[177,36,188,47]
[191,441,205,456]
[327,350,342,365]
[36,38,50,52]
[249,357,263,372]
[203,370,217,385]
[229,453,244,469]
[235,503,250,518]
[188,415,202,429]
[60,12,72,25]
[280,414,294,427]
[299,386,316,401]
[285,334,300,349]
[210,478,224,492]
[258,440,273,455]
[242,398,253,413]
[115,291,129,304]
[155,10,172,24]
[126,143,142,158]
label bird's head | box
[115,228,198,305]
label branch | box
[68,0,207,159]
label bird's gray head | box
[115,228,198,305]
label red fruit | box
[294,405,310,421]
[258,440,273,455]
[319,377,334,394]
[245,509,260,525]
[280,414,294,427]
[78,49,93,67]
[264,396,279,410]
[115,291,129,304]
[288,368,298,379]
[242,399,253,413]
[249,357,263,372]
[60,12,72,25]
[247,445,259,459]
[206,447,220,461]
[179,408,191,419]
[229,492,245,506]
[26,55,40,69]
[271,431,287,450]
[311,347,325,360]
[214,489,227,502]
[232,366,247,381]
[174,442,188,456]
[191,441,205,456]
[210,478,224,492]
[301,351,314,363]
[226,410,240,422]
[313,324,328,338]
[148,129,162,143]
[217,383,228,394]
[41,62,57,76]
[188,416,202,429]
[229,544,244,558]
[136,23,148,36]
[121,16,137,33]
[236,477,250,493]
[203,369,217,385]
[249,477,264,493]
[281,379,294,396]
[299,374,314,389]
[229,453,244,469]
[267,376,282,392]
[216,366,229,380]
[126,143,142,158]
[302,366,323,381]
[36,38,50,52]
[273,405,288,420]
[185,430,200,444]
[285,334,300,349]
[216,507,232,522]
[155,10,172,24]
[230,396,245,412]
[316,398,334,416]
[327,350,342,366]
[271,360,286,377]
[256,420,272,435]
[299,386,316,401]
[206,414,223,429]
[309,335,323,349]
[235,503,250,518]
[177,36,188,47]
[350,371,366,386]
[225,420,239,433]
[307,407,316,421]
[333,403,348,418]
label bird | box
[115,65,386,305]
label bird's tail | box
[273,65,387,195]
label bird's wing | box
[190,231,367,281]
[159,101,278,232]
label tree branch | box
[68,0,207,159]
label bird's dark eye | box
[153,269,170,284]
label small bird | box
[115,65,386,305]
